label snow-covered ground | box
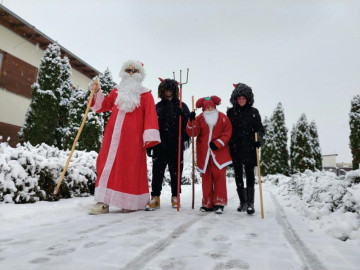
[1,178,359,270]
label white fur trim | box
[94,187,150,210]
[97,110,126,189]
[143,129,161,145]
[217,138,225,147]
[120,60,146,78]
[210,151,232,170]
[91,90,105,112]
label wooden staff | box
[54,79,98,195]
[255,132,264,219]
[191,96,195,209]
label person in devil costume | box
[186,96,232,214]
[145,78,190,210]
[227,83,264,215]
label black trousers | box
[233,160,255,190]
[151,150,183,197]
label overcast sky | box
[3,0,360,163]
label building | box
[0,4,100,147]
[322,154,352,176]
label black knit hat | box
[158,78,179,99]
[230,83,254,107]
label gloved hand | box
[146,148,153,157]
[253,141,261,148]
[189,111,196,121]
[209,142,218,151]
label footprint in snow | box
[84,241,107,248]
[29,257,50,264]
[214,259,250,269]
[159,257,185,269]
[213,235,229,242]
[48,248,76,256]
[0,238,13,243]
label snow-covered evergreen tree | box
[309,120,322,170]
[98,68,116,127]
[289,124,296,174]
[63,86,104,152]
[349,95,360,169]
[56,56,72,149]
[19,43,63,146]
[290,114,316,173]
[260,103,289,176]
[271,103,290,175]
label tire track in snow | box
[269,191,327,270]
[121,213,207,270]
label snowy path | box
[1,179,359,270]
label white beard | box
[203,110,219,127]
[115,72,144,112]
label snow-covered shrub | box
[264,169,360,240]
[0,142,97,203]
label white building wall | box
[0,24,94,126]
[0,89,30,126]
[322,155,337,167]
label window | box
[0,51,37,98]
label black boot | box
[236,188,247,212]
[246,188,255,215]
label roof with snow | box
[0,4,100,79]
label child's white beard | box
[203,110,219,127]
[115,72,143,112]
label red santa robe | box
[186,111,232,207]
[90,87,160,210]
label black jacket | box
[154,98,190,155]
[227,104,264,166]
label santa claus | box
[186,96,232,214]
[88,60,160,214]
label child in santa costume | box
[186,96,232,214]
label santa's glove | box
[189,112,196,121]
[253,141,261,148]
[209,142,218,151]
[146,148,153,157]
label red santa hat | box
[120,60,146,77]
[196,96,221,111]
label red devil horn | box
[233,83,237,88]
[158,77,164,82]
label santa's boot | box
[236,188,247,212]
[145,196,160,211]
[246,188,255,215]
[88,202,109,215]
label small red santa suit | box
[186,96,232,208]
[90,87,160,210]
